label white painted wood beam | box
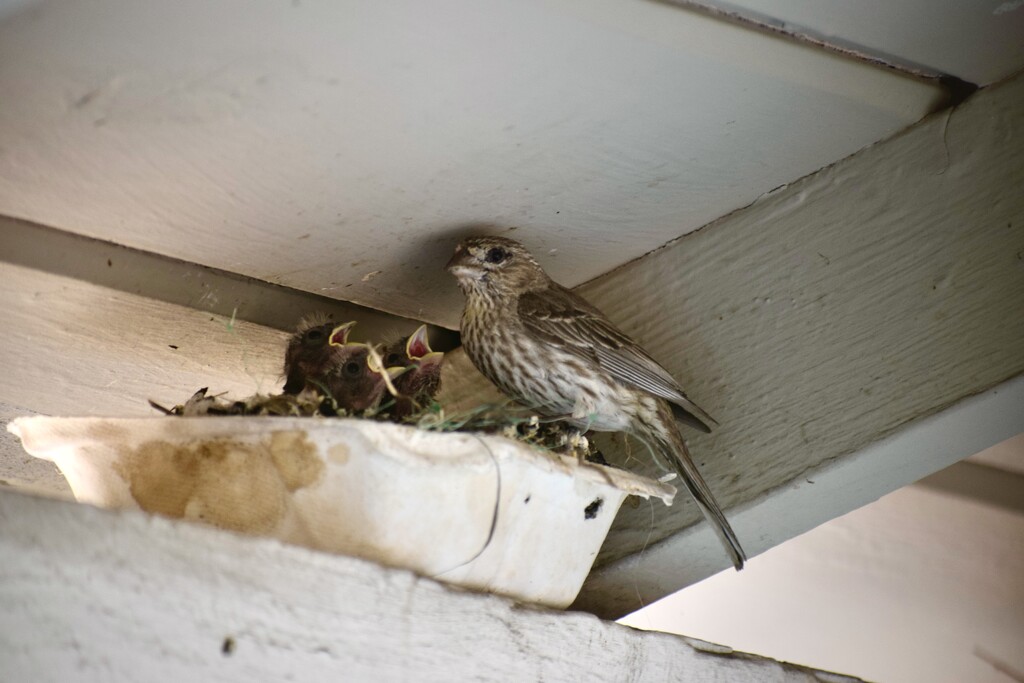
[0,259,290,418]
[0,218,453,421]
[687,0,1024,85]
[0,216,431,340]
[0,489,862,683]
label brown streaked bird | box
[446,236,746,570]
[389,324,444,419]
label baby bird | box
[284,317,401,415]
[326,337,405,414]
[283,314,353,395]
[390,325,444,419]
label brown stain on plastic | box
[269,431,323,491]
[116,430,323,534]
[328,443,350,464]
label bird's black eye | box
[343,361,362,377]
[485,246,509,264]
[386,353,401,366]
[304,328,324,343]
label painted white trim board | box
[0,489,862,683]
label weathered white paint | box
[696,0,1024,84]
[0,402,70,498]
[0,261,290,417]
[0,216,422,339]
[624,443,1024,683]
[0,0,944,325]
[0,490,863,683]
[9,415,673,608]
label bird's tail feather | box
[653,404,746,571]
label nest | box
[150,389,603,463]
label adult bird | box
[446,236,746,570]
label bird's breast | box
[460,301,636,431]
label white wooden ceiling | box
[0,0,954,327]
[697,0,1024,85]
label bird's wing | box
[518,285,717,432]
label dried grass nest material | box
[149,388,605,463]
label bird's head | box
[325,327,413,413]
[446,236,547,296]
[283,318,356,394]
[394,324,444,394]
[325,341,407,413]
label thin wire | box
[428,432,499,577]
[631,496,657,617]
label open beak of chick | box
[405,324,444,367]
[328,321,357,347]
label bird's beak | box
[415,351,444,369]
[444,244,464,271]
[445,245,475,274]
[328,321,357,346]
[446,246,484,281]
[364,345,408,377]
[405,324,432,359]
